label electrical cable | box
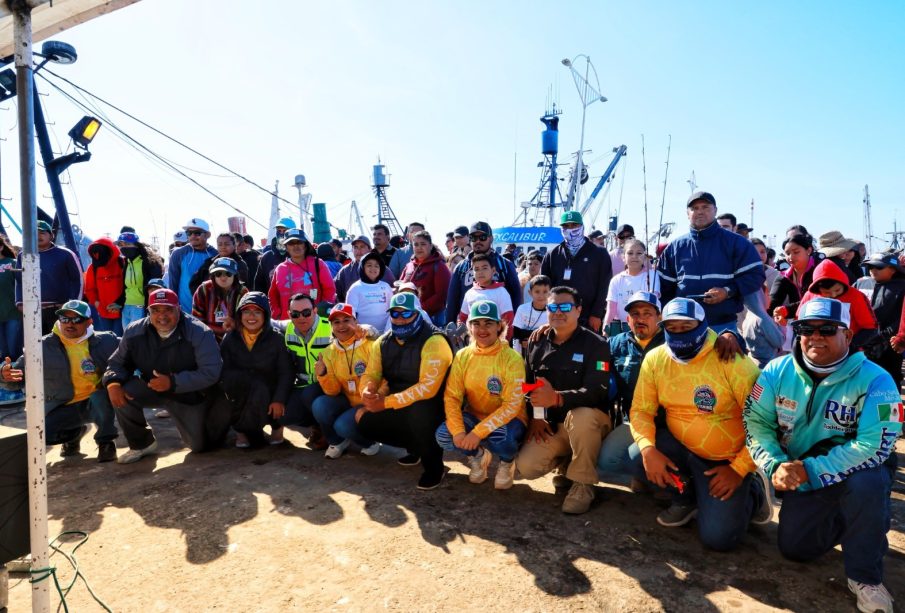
[29,530,113,612]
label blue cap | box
[282,228,308,243]
[661,298,705,322]
[624,291,661,314]
[795,297,850,328]
[275,217,297,230]
[210,257,238,276]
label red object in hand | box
[521,381,544,394]
[668,471,685,494]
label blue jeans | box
[777,465,893,584]
[93,315,123,336]
[0,318,22,360]
[279,384,322,428]
[435,412,526,462]
[647,428,761,551]
[45,389,118,445]
[313,394,372,447]
[120,305,145,330]
[333,405,374,448]
[596,424,641,477]
[710,320,738,335]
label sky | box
[1,0,903,254]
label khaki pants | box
[516,407,612,485]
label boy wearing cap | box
[744,298,902,613]
[168,218,217,313]
[104,288,225,463]
[191,257,249,341]
[15,219,84,335]
[856,253,905,388]
[541,211,613,333]
[630,297,770,549]
[310,303,381,458]
[0,300,119,462]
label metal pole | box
[14,5,51,612]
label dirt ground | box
[2,407,903,613]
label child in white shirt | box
[604,239,659,337]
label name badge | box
[563,268,572,281]
[347,380,357,393]
[572,353,584,363]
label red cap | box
[328,302,356,321]
[148,288,179,308]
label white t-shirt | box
[460,284,513,319]
[346,280,394,331]
[605,270,660,321]
[512,302,548,353]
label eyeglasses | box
[289,308,314,318]
[546,303,575,313]
[794,323,842,337]
[389,309,415,319]
[185,229,204,237]
[59,315,87,324]
[470,233,489,241]
[212,271,234,278]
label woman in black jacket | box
[217,292,294,448]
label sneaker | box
[552,474,572,489]
[60,426,88,457]
[847,579,893,613]
[562,482,595,514]
[116,440,158,465]
[657,503,698,527]
[494,460,516,490]
[235,433,251,449]
[467,449,492,484]
[417,469,445,490]
[324,439,350,459]
[750,467,775,525]
[155,409,170,418]
[360,442,381,456]
[97,441,117,463]
[397,453,421,466]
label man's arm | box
[171,325,223,392]
[168,248,182,292]
[502,258,523,310]
[656,246,677,303]
[589,247,613,319]
[445,265,464,324]
[64,247,83,301]
[102,334,134,387]
[742,370,789,478]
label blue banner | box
[493,226,562,245]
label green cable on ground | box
[28,530,113,612]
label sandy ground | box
[2,408,903,613]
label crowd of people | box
[2,189,903,612]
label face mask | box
[121,247,139,259]
[663,320,709,363]
[561,226,585,255]
[391,314,424,340]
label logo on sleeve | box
[693,385,717,413]
[487,375,502,396]
[878,402,904,423]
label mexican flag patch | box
[596,361,609,372]
[878,402,904,423]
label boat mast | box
[561,55,606,212]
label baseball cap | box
[148,288,180,308]
[863,252,901,270]
[210,257,238,276]
[393,280,418,292]
[616,224,635,237]
[351,235,372,248]
[173,230,188,243]
[55,299,90,319]
[661,298,705,323]
[470,221,492,236]
[736,223,752,233]
[467,300,501,322]
[282,229,307,244]
[587,229,604,240]
[686,190,716,208]
[328,302,357,321]
[795,297,851,329]
[146,277,165,289]
[624,291,661,314]
[560,211,583,225]
[453,225,469,238]
[183,218,210,232]
[275,217,297,230]
[37,220,53,233]
[117,232,139,244]
[387,292,417,312]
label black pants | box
[357,399,445,474]
[214,380,280,446]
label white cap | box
[183,218,210,232]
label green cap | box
[37,220,53,233]
[387,292,417,312]
[467,300,501,322]
[55,299,90,319]
[560,210,583,225]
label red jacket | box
[400,249,451,316]
[84,237,125,319]
[797,259,877,336]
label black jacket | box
[525,325,611,425]
[541,239,613,323]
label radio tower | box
[862,185,873,255]
[372,161,404,237]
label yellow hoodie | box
[317,331,375,405]
[54,322,100,404]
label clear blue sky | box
[1,0,903,253]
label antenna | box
[641,134,649,252]
[372,161,404,237]
[863,185,873,255]
[686,171,697,194]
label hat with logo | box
[686,190,716,208]
[55,299,90,319]
[387,292,417,312]
[148,288,180,308]
[863,252,905,273]
[624,291,662,314]
[37,220,53,233]
[275,217,297,230]
[328,302,357,321]
[469,221,493,236]
[467,300,501,322]
[210,257,238,276]
[817,231,858,258]
[661,297,705,323]
[173,230,188,243]
[560,210,583,225]
[453,225,469,238]
[183,218,210,232]
[117,232,139,244]
[795,297,851,329]
[282,228,308,244]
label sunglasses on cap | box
[546,303,575,313]
[389,309,415,319]
[289,308,314,318]
[793,323,843,337]
[185,229,205,237]
[469,233,489,241]
[58,315,87,324]
[212,271,234,278]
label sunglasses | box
[59,315,87,324]
[793,323,842,337]
[185,229,204,236]
[290,308,314,318]
[212,271,234,278]
[469,233,489,241]
[389,309,415,319]
[546,303,575,313]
